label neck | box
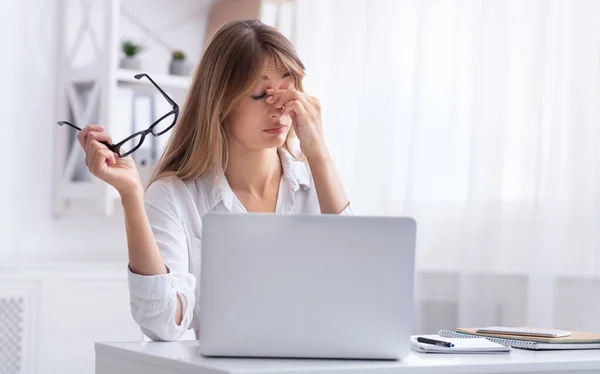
[225,143,282,197]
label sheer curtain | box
[295,0,600,333]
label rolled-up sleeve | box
[128,178,196,341]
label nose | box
[268,104,284,120]
[265,76,294,120]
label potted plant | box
[120,39,144,70]
[169,50,189,76]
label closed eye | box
[251,92,267,100]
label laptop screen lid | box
[198,213,417,360]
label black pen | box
[416,337,454,347]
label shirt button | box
[171,281,177,288]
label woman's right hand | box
[77,125,143,197]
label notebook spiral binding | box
[438,329,537,350]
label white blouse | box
[128,149,353,341]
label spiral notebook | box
[410,335,510,354]
[438,329,600,351]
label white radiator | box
[0,297,24,374]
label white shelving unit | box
[115,68,192,90]
[53,0,195,217]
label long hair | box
[148,19,305,186]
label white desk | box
[95,340,600,374]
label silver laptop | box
[198,213,417,360]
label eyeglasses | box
[57,73,179,158]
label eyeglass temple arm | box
[56,121,115,150]
[135,73,179,109]
[57,120,82,131]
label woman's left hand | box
[266,88,327,160]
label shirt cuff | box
[339,202,354,215]
[128,266,176,300]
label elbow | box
[140,326,183,342]
[130,293,193,342]
[131,306,187,342]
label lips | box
[263,125,286,135]
[265,125,285,131]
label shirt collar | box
[200,148,311,212]
[278,147,311,193]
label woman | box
[77,19,352,341]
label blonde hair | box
[148,19,306,187]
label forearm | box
[121,188,183,325]
[306,152,349,214]
[121,188,167,275]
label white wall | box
[0,2,19,255]
[5,0,126,258]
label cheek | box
[235,100,264,118]
[280,113,292,126]
[226,109,246,136]
[280,80,295,90]
[227,103,266,135]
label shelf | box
[54,0,203,217]
[116,69,192,90]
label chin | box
[260,129,289,148]
[261,136,287,149]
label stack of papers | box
[440,327,600,350]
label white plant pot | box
[169,60,189,76]
[120,57,140,70]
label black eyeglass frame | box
[57,73,180,158]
